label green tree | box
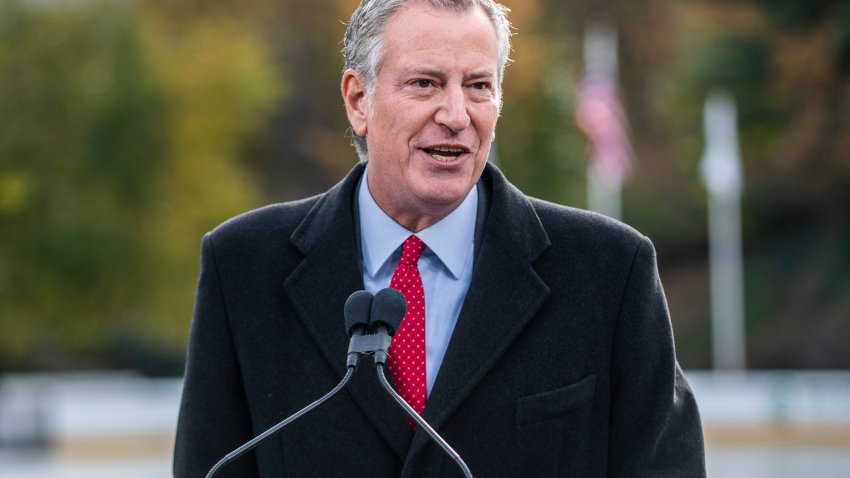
[0,1,282,373]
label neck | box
[388,210,450,233]
[365,171,466,233]
[374,197,460,232]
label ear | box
[341,69,368,136]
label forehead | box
[380,2,499,71]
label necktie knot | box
[400,235,426,265]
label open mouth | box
[423,145,468,162]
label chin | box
[420,186,469,207]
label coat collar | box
[285,162,413,458]
[284,162,551,463]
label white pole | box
[587,167,621,219]
[701,90,746,370]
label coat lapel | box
[284,163,412,459]
[407,164,552,460]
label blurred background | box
[0,0,848,476]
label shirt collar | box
[358,165,477,280]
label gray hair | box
[343,0,513,161]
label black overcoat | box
[174,163,706,477]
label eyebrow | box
[410,68,446,80]
[409,68,496,81]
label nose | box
[434,84,470,133]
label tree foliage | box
[0,1,281,373]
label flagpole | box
[701,90,746,371]
[587,166,621,220]
[578,21,632,221]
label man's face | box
[345,2,501,230]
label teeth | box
[432,146,464,153]
[428,145,465,162]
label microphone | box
[346,288,404,364]
[368,287,406,364]
[345,290,374,367]
[205,290,371,478]
[368,288,474,478]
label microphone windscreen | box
[370,288,407,335]
[344,290,373,337]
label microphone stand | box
[205,367,355,478]
[373,351,473,478]
[205,326,385,477]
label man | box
[174,0,706,476]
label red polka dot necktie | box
[387,235,428,417]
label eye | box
[471,81,491,90]
[414,79,433,88]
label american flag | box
[575,71,634,186]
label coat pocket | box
[515,374,597,426]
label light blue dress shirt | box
[357,167,477,396]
